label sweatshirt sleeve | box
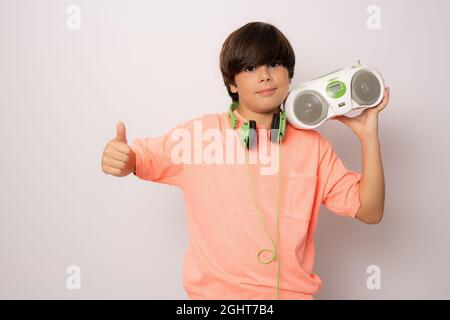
[318,134,362,219]
[130,122,187,188]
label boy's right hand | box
[101,122,136,177]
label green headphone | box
[228,101,287,149]
[227,100,286,300]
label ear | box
[230,83,238,93]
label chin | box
[256,99,283,112]
[255,105,281,114]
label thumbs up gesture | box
[101,122,136,177]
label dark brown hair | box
[219,21,296,102]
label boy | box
[101,22,389,300]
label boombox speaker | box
[283,61,385,129]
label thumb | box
[334,115,350,125]
[115,122,127,143]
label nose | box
[258,65,273,81]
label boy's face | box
[229,62,291,114]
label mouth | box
[257,88,277,96]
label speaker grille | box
[351,70,381,105]
[293,92,327,126]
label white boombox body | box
[283,61,385,130]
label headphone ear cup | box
[270,112,280,144]
[280,111,286,142]
[248,120,257,150]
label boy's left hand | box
[333,87,390,139]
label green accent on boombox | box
[326,80,347,99]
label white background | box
[0,0,449,299]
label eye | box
[244,62,281,72]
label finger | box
[383,87,390,100]
[334,115,350,125]
[103,165,122,176]
[116,122,127,143]
[379,90,390,108]
[375,100,386,111]
[105,149,130,162]
[110,141,130,154]
[103,157,127,169]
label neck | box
[237,102,281,130]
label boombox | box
[283,61,385,129]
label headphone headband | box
[229,101,240,129]
[228,101,286,147]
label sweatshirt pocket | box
[286,171,318,221]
